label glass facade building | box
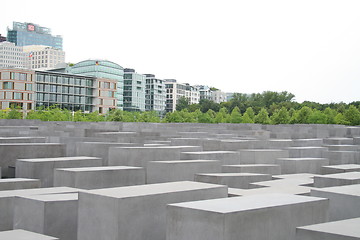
[69,60,124,109]
[123,68,146,112]
[7,22,63,50]
[145,74,166,114]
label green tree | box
[271,107,290,124]
[344,105,360,126]
[6,108,22,119]
[241,112,254,123]
[334,113,349,125]
[293,106,313,123]
[254,108,271,124]
[230,106,242,123]
[214,107,229,123]
[176,96,190,111]
[323,107,337,124]
[244,107,255,120]
[308,110,327,124]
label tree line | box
[0,91,359,125]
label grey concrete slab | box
[313,172,360,188]
[147,160,221,183]
[252,178,314,188]
[0,143,66,178]
[273,173,321,180]
[16,156,103,187]
[180,151,240,165]
[54,166,146,189]
[324,138,354,145]
[311,184,360,221]
[0,229,58,240]
[238,149,289,164]
[109,146,202,167]
[228,185,313,196]
[292,139,324,147]
[77,181,228,240]
[195,173,272,189]
[325,145,360,151]
[276,158,329,174]
[0,137,46,143]
[14,193,78,240]
[322,164,360,174]
[76,142,140,165]
[324,151,360,165]
[0,178,40,191]
[296,217,360,240]
[286,147,327,158]
[167,194,329,240]
[0,187,81,231]
[221,164,281,175]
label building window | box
[3,82,14,89]
[13,92,23,100]
[25,83,32,91]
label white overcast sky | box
[1,0,359,103]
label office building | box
[0,68,117,114]
[0,34,6,42]
[211,90,227,103]
[195,85,212,101]
[123,68,146,112]
[165,79,199,112]
[69,60,124,110]
[0,41,26,68]
[23,45,65,70]
[7,22,63,49]
[145,74,166,114]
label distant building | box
[165,79,199,112]
[195,85,212,100]
[0,42,26,68]
[69,60,124,110]
[23,45,65,70]
[0,68,117,114]
[226,92,235,101]
[7,22,63,49]
[123,68,146,112]
[145,74,166,114]
[0,34,6,42]
[211,90,227,103]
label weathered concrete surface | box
[0,178,40,191]
[0,229,59,240]
[222,164,281,175]
[167,194,329,240]
[322,164,360,174]
[180,151,240,165]
[313,172,360,188]
[276,158,329,174]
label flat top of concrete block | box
[80,142,136,145]
[182,151,238,154]
[196,173,269,177]
[239,149,285,152]
[0,178,39,183]
[115,146,200,149]
[85,181,226,199]
[17,156,101,162]
[253,178,314,187]
[149,160,220,164]
[315,172,360,180]
[286,146,327,150]
[0,187,81,197]
[169,193,326,213]
[311,184,360,197]
[268,139,293,142]
[292,138,323,142]
[223,164,279,167]
[0,137,45,140]
[220,140,254,143]
[326,137,353,140]
[0,143,63,146]
[229,185,313,196]
[56,166,143,172]
[277,158,328,161]
[19,193,78,202]
[322,164,360,170]
[273,173,320,179]
[297,217,360,238]
[0,229,58,240]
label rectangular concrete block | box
[195,173,272,189]
[0,229,58,240]
[147,160,221,183]
[14,193,78,240]
[323,138,354,145]
[296,217,360,240]
[222,164,281,175]
[77,181,228,240]
[313,172,360,188]
[323,151,360,165]
[0,143,66,178]
[54,166,146,189]
[167,194,329,240]
[16,156,103,187]
[322,164,360,174]
[109,146,202,167]
[286,147,327,158]
[180,151,240,165]
[276,158,329,174]
[238,149,289,164]
[0,178,40,191]
[311,184,360,221]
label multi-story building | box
[69,60,124,110]
[0,68,35,113]
[23,45,65,70]
[165,79,200,112]
[145,74,166,114]
[7,22,63,49]
[0,68,117,114]
[123,68,146,112]
[195,85,212,101]
[0,42,26,68]
[0,34,6,42]
[211,90,227,103]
